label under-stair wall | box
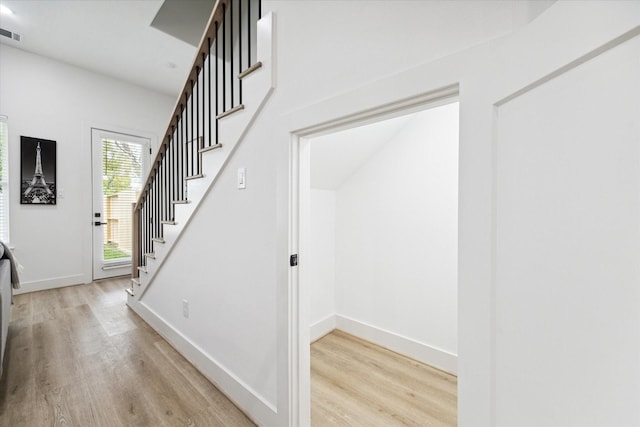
[126,1,276,424]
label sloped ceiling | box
[310,113,415,191]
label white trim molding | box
[335,315,457,375]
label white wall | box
[334,104,458,363]
[141,103,280,412]
[0,45,174,291]
[307,105,459,374]
[272,0,552,113]
[493,33,640,426]
[308,189,336,334]
[277,2,640,426]
[112,1,629,425]
[137,3,540,424]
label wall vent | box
[0,27,21,42]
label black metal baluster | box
[148,187,152,256]
[141,201,144,265]
[184,102,188,181]
[155,174,159,239]
[247,0,251,66]
[173,115,179,218]
[138,206,142,267]
[182,94,187,200]
[166,143,170,224]
[145,201,149,265]
[151,178,155,245]
[159,155,163,232]
[179,106,183,202]
[150,179,154,245]
[141,203,145,266]
[141,200,145,265]
[175,118,179,213]
[173,125,177,219]
[222,4,226,113]
[239,0,243,104]
[229,0,235,108]
[190,79,194,178]
[197,61,202,172]
[170,128,174,216]
[215,22,219,143]
[154,177,158,242]
[145,201,148,265]
[208,38,212,147]
[163,136,167,225]
[162,149,167,229]
[148,193,151,259]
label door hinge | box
[290,254,298,267]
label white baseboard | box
[127,298,277,427]
[14,274,87,294]
[335,314,457,375]
[310,314,336,342]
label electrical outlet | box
[182,299,189,318]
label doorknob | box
[94,221,107,226]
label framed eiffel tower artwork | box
[20,136,56,205]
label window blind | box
[0,116,9,243]
[101,138,144,262]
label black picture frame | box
[20,136,57,205]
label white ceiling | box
[310,113,416,191]
[0,0,201,97]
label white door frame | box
[288,87,459,426]
[91,128,151,280]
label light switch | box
[182,299,189,318]
[237,167,246,189]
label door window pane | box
[102,138,144,261]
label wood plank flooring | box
[0,277,255,427]
[311,330,457,426]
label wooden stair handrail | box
[133,0,230,213]
[132,0,231,277]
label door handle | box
[94,221,107,226]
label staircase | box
[126,0,273,303]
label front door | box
[91,128,150,280]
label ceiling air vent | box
[0,27,21,42]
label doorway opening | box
[296,99,459,425]
[91,129,150,280]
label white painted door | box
[91,129,150,280]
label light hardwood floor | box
[311,330,457,426]
[0,277,255,427]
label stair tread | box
[161,220,177,225]
[216,104,244,120]
[125,288,135,297]
[200,144,222,153]
[145,252,156,259]
[185,173,205,180]
[152,237,165,243]
[238,61,263,79]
